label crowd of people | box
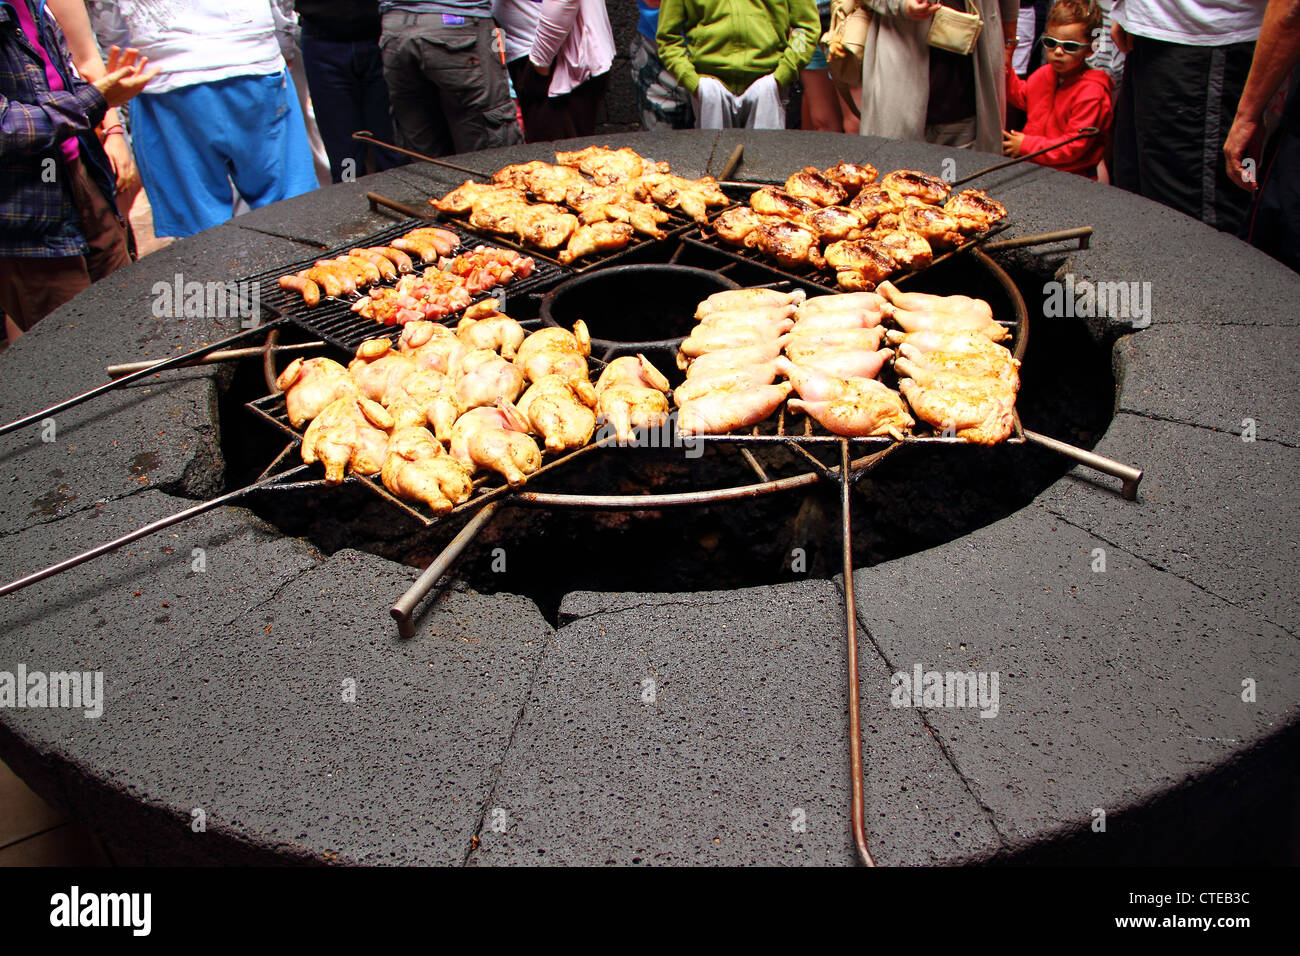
[0,0,1294,339]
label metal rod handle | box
[352,131,492,181]
[953,127,1099,186]
[718,144,744,181]
[391,500,502,640]
[366,191,437,221]
[1024,429,1143,500]
[0,322,282,438]
[0,465,310,598]
[106,340,325,377]
[980,227,1093,252]
[840,440,875,866]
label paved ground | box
[0,130,1296,866]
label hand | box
[102,130,138,192]
[1002,129,1024,157]
[904,0,940,20]
[92,46,160,108]
[1223,114,1262,192]
[1110,22,1132,55]
[531,59,552,77]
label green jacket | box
[656,0,822,96]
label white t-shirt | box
[1112,0,1265,46]
[491,0,541,64]
[89,0,290,94]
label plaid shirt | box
[0,0,115,257]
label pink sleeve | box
[530,0,581,68]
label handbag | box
[821,0,870,115]
[927,0,984,55]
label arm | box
[530,0,580,72]
[656,0,700,94]
[773,0,823,89]
[1224,0,1300,190]
[1005,57,1028,110]
[1017,87,1112,165]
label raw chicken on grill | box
[632,172,730,222]
[868,225,933,271]
[555,146,668,185]
[695,303,799,328]
[456,300,527,359]
[398,320,469,373]
[807,204,867,242]
[678,317,793,359]
[782,364,914,438]
[381,426,474,513]
[752,219,825,270]
[879,169,952,204]
[677,381,793,435]
[884,327,1015,359]
[882,204,964,249]
[943,189,1007,232]
[449,401,542,486]
[780,347,893,381]
[695,287,806,318]
[785,325,887,361]
[594,354,671,443]
[895,341,1020,388]
[516,374,598,453]
[794,291,890,328]
[559,220,634,264]
[749,185,817,223]
[785,166,848,206]
[681,340,788,379]
[822,162,878,196]
[276,357,360,429]
[877,281,1008,342]
[453,348,527,410]
[301,396,394,483]
[383,368,460,442]
[823,238,896,290]
[514,321,592,383]
[348,338,421,403]
[897,375,1016,445]
[670,360,782,404]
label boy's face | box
[1043,21,1091,77]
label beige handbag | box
[822,0,870,115]
[928,0,984,55]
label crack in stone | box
[233,224,329,250]
[218,554,328,627]
[556,597,722,625]
[841,586,1013,858]
[0,481,160,542]
[1117,408,1297,449]
[1034,504,1297,641]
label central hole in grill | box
[219,251,1118,626]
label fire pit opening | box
[220,254,1120,626]
[540,264,739,351]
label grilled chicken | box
[434,181,520,215]
[943,189,1007,232]
[785,166,847,206]
[877,281,1008,342]
[383,368,459,442]
[884,204,964,248]
[677,381,792,435]
[632,171,730,222]
[509,161,591,203]
[556,146,668,186]
[381,426,474,513]
[301,396,394,483]
[868,226,933,271]
[514,203,579,249]
[276,357,361,429]
[696,287,806,318]
[879,169,952,204]
[456,302,527,359]
[896,341,1020,387]
[823,238,896,290]
[712,206,772,246]
[514,321,592,383]
[795,291,890,327]
[453,348,526,410]
[559,220,634,264]
[516,374,598,453]
[348,338,420,403]
[807,204,866,241]
[594,354,671,443]
[566,184,669,237]
[449,401,542,486]
[898,375,1015,445]
[398,320,469,373]
[849,185,910,225]
[753,219,825,270]
[822,162,878,196]
[749,185,817,223]
[783,365,914,438]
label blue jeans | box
[301,29,407,182]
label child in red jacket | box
[1002,0,1113,179]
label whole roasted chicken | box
[514,321,592,383]
[449,401,542,486]
[381,426,474,513]
[594,354,671,443]
[301,396,394,483]
[782,364,914,438]
[276,356,360,429]
[516,374,598,453]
